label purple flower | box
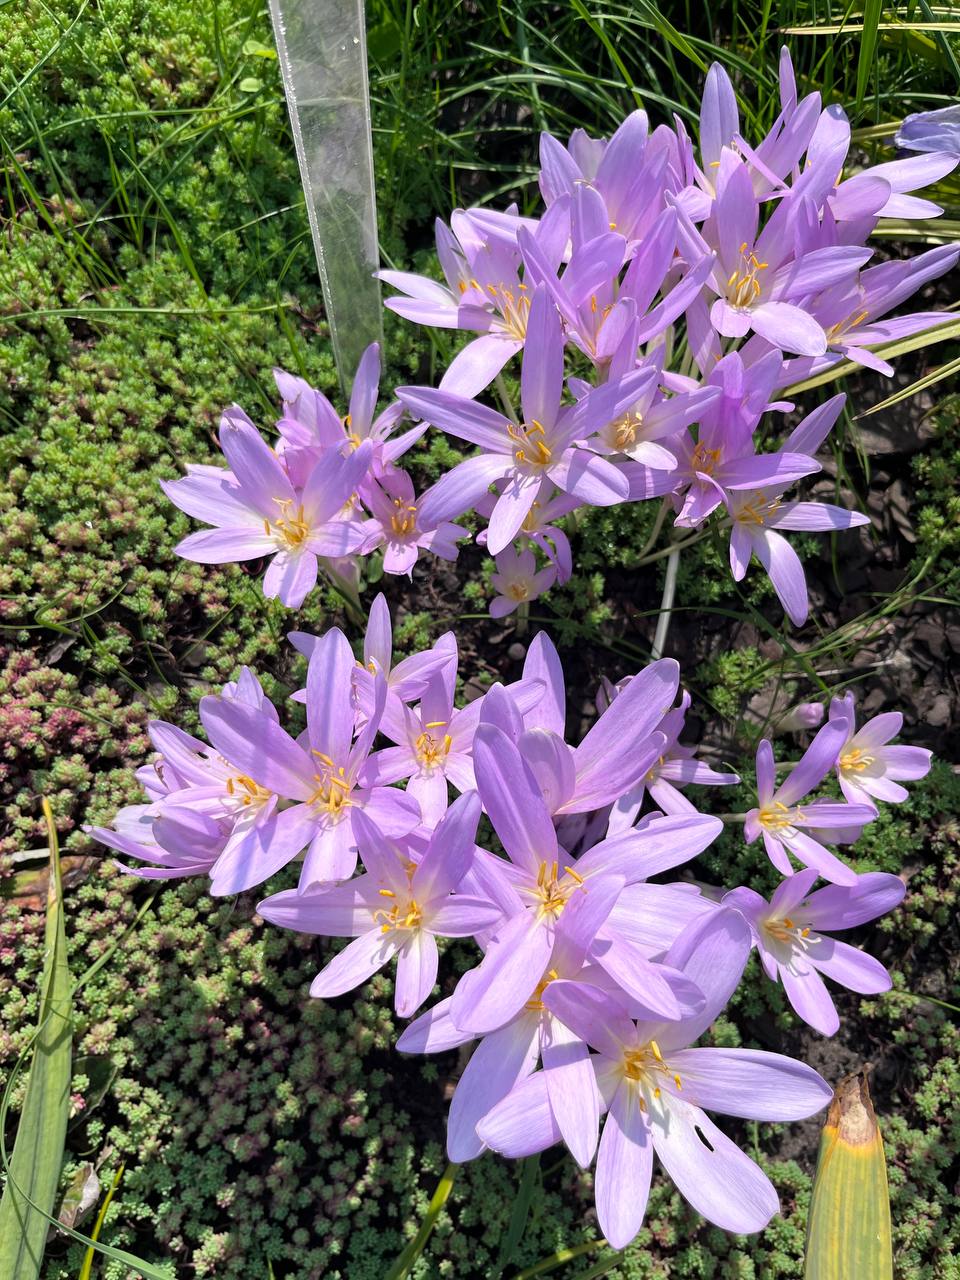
[478,909,832,1246]
[257,792,500,1017]
[380,212,547,396]
[290,592,456,718]
[396,872,631,1164]
[198,628,420,891]
[450,710,722,1035]
[744,723,877,885]
[686,151,871,356]
[784,243,960,381]
[895,105,960,158]
[401,288,650,551]
[725,395,870,626]
[89,804,228,881]
[828,693,933,806]
[686,53,822,213]
[162,409,373,608]
[537,110,672,250]
[777,701,825,732]
[356,467,466,576]
[489,548,557,617]
[91,668,285,892]
[476,481,577,584]
[725,867,905,1034]
[604,690,740,825]
[275,343,423,485]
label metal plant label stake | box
[269,0,383,388]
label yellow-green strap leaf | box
[805,1069,893,1280]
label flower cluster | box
[161,344,464,608]
[162,51,957,627]
[90,606,927,1248]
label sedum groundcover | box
[1,2,959,1279]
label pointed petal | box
[668,1047,832,1120]
[309,929,400,998]
[651,1096,780,1233]
[447,1015,541,1161]
[595,1081,653,1249]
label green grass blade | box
[0,799,72,1280]
[491,1155,540,1278]
[77,1164,123,1280]
[857,351,960,416]
[804,1069,893,1280]
[857,0,884,107]
[385,1162,457,1280]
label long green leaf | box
[0,810,171,1280]
[491,1155,540,1278]
[805,1069,893,1280]
[0,800,72,1280]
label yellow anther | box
[609,410,642,451]
[521,500,542,534]
[524,968,560,1011]
[674,1074,683,1090]
[726,243,769,309]
[566,867,585,885]
[758,799,804,833]
[414,728,452,770]
[373,895,423,934]
[839,747,875,773]
[379,888,396,899]
[691,441,723,475]
[424,720,447,730]
[268,498,310,549]
[311,750,335,765]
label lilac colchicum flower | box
[90,804,229,881]
[725,867,905,1035]
[477,910,832,1247]
[777,701,825,733]
[451,703,724,1035]
[162,410,373,609]
[601,688,740,825]
[198,628,420,890]
[290,592,456,719]
[357,468,466,576]
[724,394,871,625]
[257,792,501,1017]
[489,548,557,617]
[399,289,655,552]
[744,720,877,886]
[828,693,933,806]
[895,105,960,158]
